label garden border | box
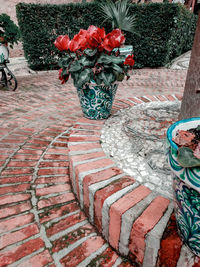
[67,93,194,266]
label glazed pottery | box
[167,117,200,256]
[113,45,133,56]
[76,82,118,120]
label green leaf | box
[97,0,138,34]
[78,56,95,67]
[84,48,97,57]
[69,61,82,72]
[94,75,102,86]
[77,69,93,88]
[71,72,79,88]
[97,72,116,86]
[177,147,200,168]
[61,68,67,75]
[111,56,124,65]
[97,54,112,65]
[112,63,123,73]
[59,55,71,68]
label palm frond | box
[97,0,137,34]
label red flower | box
[124,55,135,67]
[86,25,106,49]
[68,39,80,52]
[59,68,69,84]
[54,35,70,51]
[102,29,125,52]
[68,29,89,52]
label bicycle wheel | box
[0,68,7,87]
[4,65,17,91]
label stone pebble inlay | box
[101,100,181,200]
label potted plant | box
[54,25,135,120]
[166,117,200,256]
[0,13,20,48]
[97,0,137,55]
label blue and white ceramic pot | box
[76,82,118,120]
[113,45,133,57]
[167,117,200,256]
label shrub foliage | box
[16,2,197,70]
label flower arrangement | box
[54,25,135,89]
[173,126,200,167]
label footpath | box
[0,51,199,267]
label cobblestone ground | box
[0,69,187,266]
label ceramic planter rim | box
[84,80,119,88]
[167,117,200,151]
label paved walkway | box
[1,50,198,267]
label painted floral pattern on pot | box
[173,176,200,256]
[167,118,200,256]
[167,142,200,189]
[77,83,118,120]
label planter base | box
[76,83,118,120]
[173,176,200,257]
[167,117,200,257]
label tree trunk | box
[179,12,200,120]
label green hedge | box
[16,2,197,70]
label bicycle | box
[0,43,17,91]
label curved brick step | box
[0,70,197,266]
[0,125,134,267]
[68,95,200,267]
[0,79,135,266]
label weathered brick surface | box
[40,201,77,223]
[109,186,151,250]
[0,224,39,249]
[36,184,71,196]
[89,247,120,266]
[52,223,95,253]
[0,183,30,194]
[83,167,123,216]
[129,196,170,264]
[0,213,34,234]
[0,202,32,219]
[0,193,31,205]
[0,238,44,267]
[94,176,136,232]
[46,211,87,237]
[157,214,183,267]
[16,250,53,267]
[35,175,70,184]
[0,46,195,266]
[60,236,105,266]
[74,158,114,200]
[37,192,75,209]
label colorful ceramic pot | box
[76,82,118,120]
[113,45,133,56]
[167,117,200,256]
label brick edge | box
[68,95,186,266]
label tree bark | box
[179,12,200,120]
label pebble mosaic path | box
[101,100,181,200]
[0,60,200,266]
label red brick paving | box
[0,45,194,266]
